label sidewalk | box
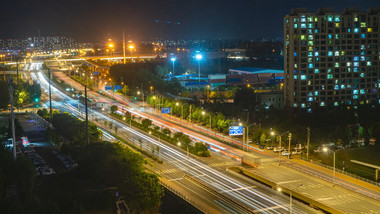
[293,158,380,194]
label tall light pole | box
[288,132,292,159]
[323,147,343,182]
[123,30,126,64]
[202,111,212,134]
[48,68,52,120]
[171,57,176,76]
[306,127,311,159]
[176,102,183,124]
[8,77,16,159]
[195,54,202,89]
[244,123,256,151]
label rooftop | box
[229,67,284,74]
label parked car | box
[281,150,290,156]
[266,145,275,150]
[40,168,55,175]
[273,147,284,152]
[292,150,302,155]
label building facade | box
[284,8,380,112]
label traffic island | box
[228,166,345,214]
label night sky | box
[0,0,377,41]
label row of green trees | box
[111,108,210,157]
[0,79,41,110]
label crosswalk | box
[157,161,239,174]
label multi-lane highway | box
[30,65,319,213]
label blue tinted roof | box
[230,67,284,74]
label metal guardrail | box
[159,179,209,214]
[300,157,379,186]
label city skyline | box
[0,0,377,42]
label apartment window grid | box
[284,10,379,111]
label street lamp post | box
[244,123,256,151]
[277,185,302,214]
[202,111,212,134]
[323,147,343,182]
[171,57,176,76]
[195,54,202,89]
[176,102,183,124]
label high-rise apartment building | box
[284,8,380,112]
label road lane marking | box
[218,186,257,194]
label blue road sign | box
[161,107,171,114]
[93,71,99,75]
[114,85,122,90]
[229,126,243,136]
[105,85,112,91]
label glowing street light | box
[171,57,176,76]
[196,53,203,88]
[129,45,134,55]
[323,146,343,182]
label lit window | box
[354,68,359,72]
[353,56,359,61]
[301,24,306,28]
[335,34,339,39]
[328,51,333,56]
[294,75,298,79]
[341,85,345,89]
[328,15,333,22]
[294,24,298,28]
[301,17,306,22]
[335,23,340,27]
[353,95,358,99]
[354,28,359,33]
[335,51,339,56]
[347,62,352,66]
[353,90,359,94]
[361,45,365,50]
[301,35,306,40]
[316,57,319,62]
[294,18,297,22]
[347,85,351,88]
[360,89,365,94]
[308,64,313,68]
[301,103,306,108]
[308,41,313,45]
[334,102,339,106]
[367,61,372,66]
[360,56,365,61]
[301,75,307,80]
[315,17,318,22]
[320,102,325,106]
[341,51,345,56]
[315,52,319,56]
[307,16,313,22]
[315,69,319,74]
[308,97,313,102]
[354,62,359,67]
[293,103,298,107]
[368,28,372,32]
[327,74,333,79]
[294,52,297,57]
[314,29,319,33]
[360,22,366,27]
[327,69,332,73]
[361,34,366,39]
[315,91,319,96]
[308,35,313,40]
[294,64,297,68]
[354,17,358,22]
[328,34,332,39]
[307,108,312,113]
[335,62,339,68]
[334,16,340,22]
[308,23,313,28]
[308,52,313,57]
[308,46,313,51]
[360,73,365,78]
[361,51,365,55]
[334,85,339,90]
[348,28,351,32]
[322,85,325,90]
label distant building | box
[257,92,285,109]
[284,8,380,112]
[228,67,284,86]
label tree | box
[109,121,113,131]
[260,133,267,145]
[122,85,130,95]
[110,105,118,114]
[114,125,118,135]
[141,119,152,128]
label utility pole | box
[123,29,126,64]
[16,58,19,84]
[306,127,310,159]
[288,132,292,159]
[8,77,16,160]
[48,68,52,120]
[85,85,89,145]
[189,105,192,123]
[243,127,246,151]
